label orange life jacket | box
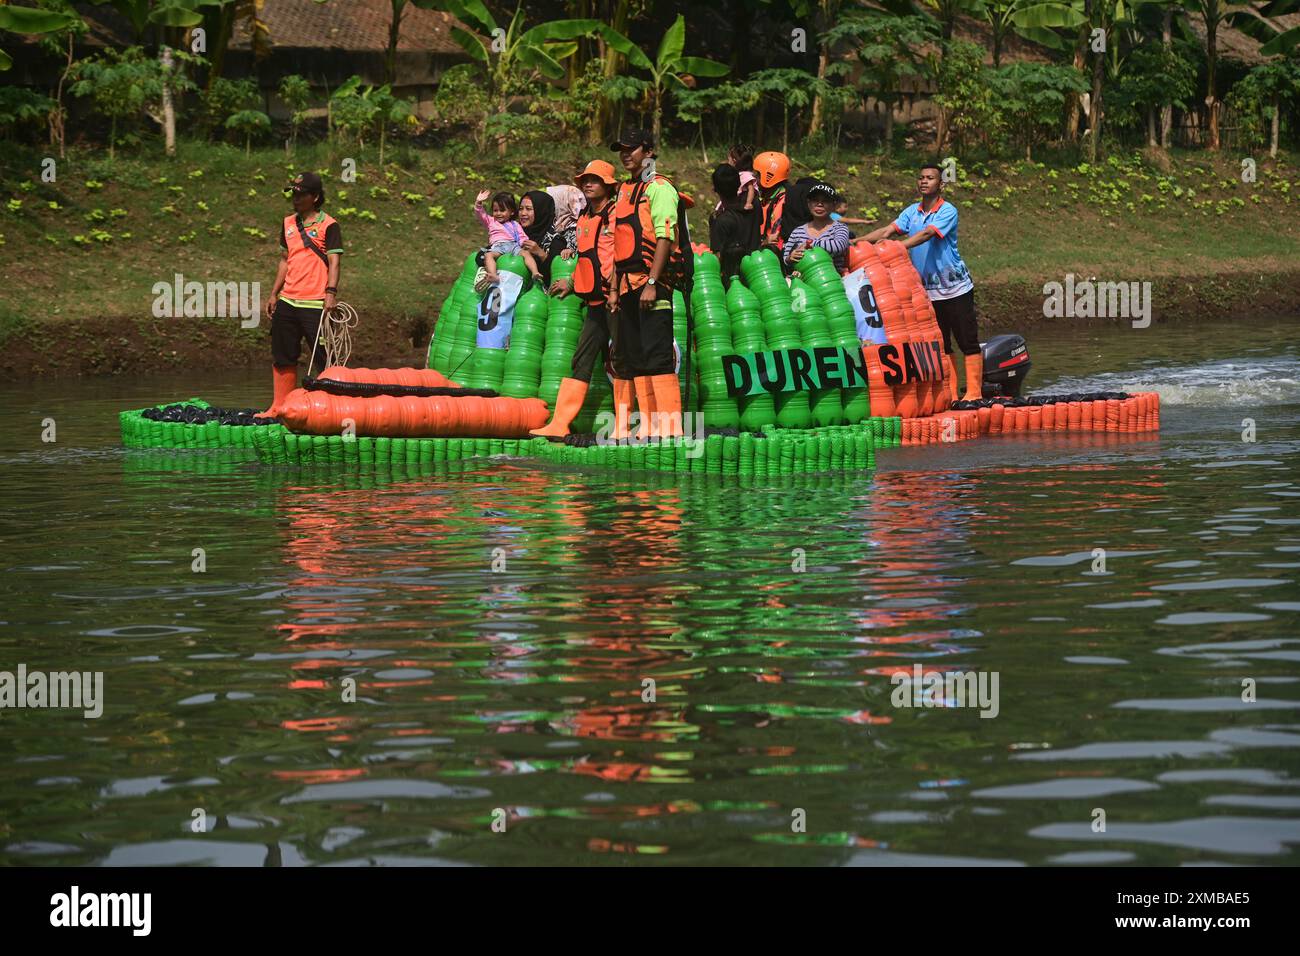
[571,199,615,303]
[760,186,786,250]
[613,174,683,286]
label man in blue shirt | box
[864,162,980,401]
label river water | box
[1,320,1297,866]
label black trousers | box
[932,289,980,356]
[571,303,622,381]
[271,300,328,372]
[614,290,675,377]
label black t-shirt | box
[710,201,760,284]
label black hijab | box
[780,176,819,242]
[522,188,574,283]
[522,190,556,244]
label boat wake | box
[1044,355,1300,408]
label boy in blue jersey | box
[864,162,981,401]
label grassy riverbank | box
[1,141,1297,377]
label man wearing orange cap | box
[531,160,624,439]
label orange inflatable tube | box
[279,389,548,437]
[316,365,461,388]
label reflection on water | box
[0,322,1297,865]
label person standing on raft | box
[610,128,687,439]
[262,171,342,417]
[754,150,790,257]
[531,160,624,439]
[863,162,980,402]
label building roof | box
[230,0,468,55]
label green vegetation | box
[5,2,1300,161]
[0,142,1295,339]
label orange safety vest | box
[760,186,786,250]
[614,174,674,275]
[571,200,615,304]
[281,211,338,301]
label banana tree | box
[972,0,1040,65]
[1251,0,1300,56]
[87,0,205,41]
[1014,0,1148,160]
[1184,0,1253,149]
[443,0,601,154]
[597,13,729,145]
[0,3,78,71]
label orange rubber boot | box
[962,353,984,402]
[609,377,634,441]
[943,353,959,403]
[530,377,589,439]
[650,373,683,438]
[634,376,657,440]
[261,365,297,417]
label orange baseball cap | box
[575,160,617,186]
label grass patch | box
[0,140,1296,331]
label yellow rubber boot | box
[261,365,297,418]
[650,373,683,438]
[962,352,984,402]
[609,377,634,441]
[634,376,657,440]
[530,377,589,439]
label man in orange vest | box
[609,128,685,439]
[261,171,342,416]
[754,151,790,255]
[530,159,624,439]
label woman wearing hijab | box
[518,190,577,286]
[547,183,585,233]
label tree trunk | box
[161,47,177,157]
[653,81,663,145]
[808,49,830,137]
[1064,32,1087,142]
[992,24,1002,68]
[380,121,387,167]
[110,115,116,160]
[782,104,789,153]
[50,32,74,159]
[1088,4,1103,163]
[1159,10,1172,148]
[1146,106,1156,147]
[808,0,836,137]
[1206,18,1219,151]
[206,6,236,93]
[591,0,631,146]
[386,1,403,86]
[884,97,894,154]
[1271,94,1280,158]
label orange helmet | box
[754,151,790,189]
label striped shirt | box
[783,221,851,273]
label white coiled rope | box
[307,301,359,376]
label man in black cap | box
[608,128,685,439]
[261,171,343,416]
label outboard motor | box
[981,334,1031,399]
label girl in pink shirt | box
[474,190,539,286]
